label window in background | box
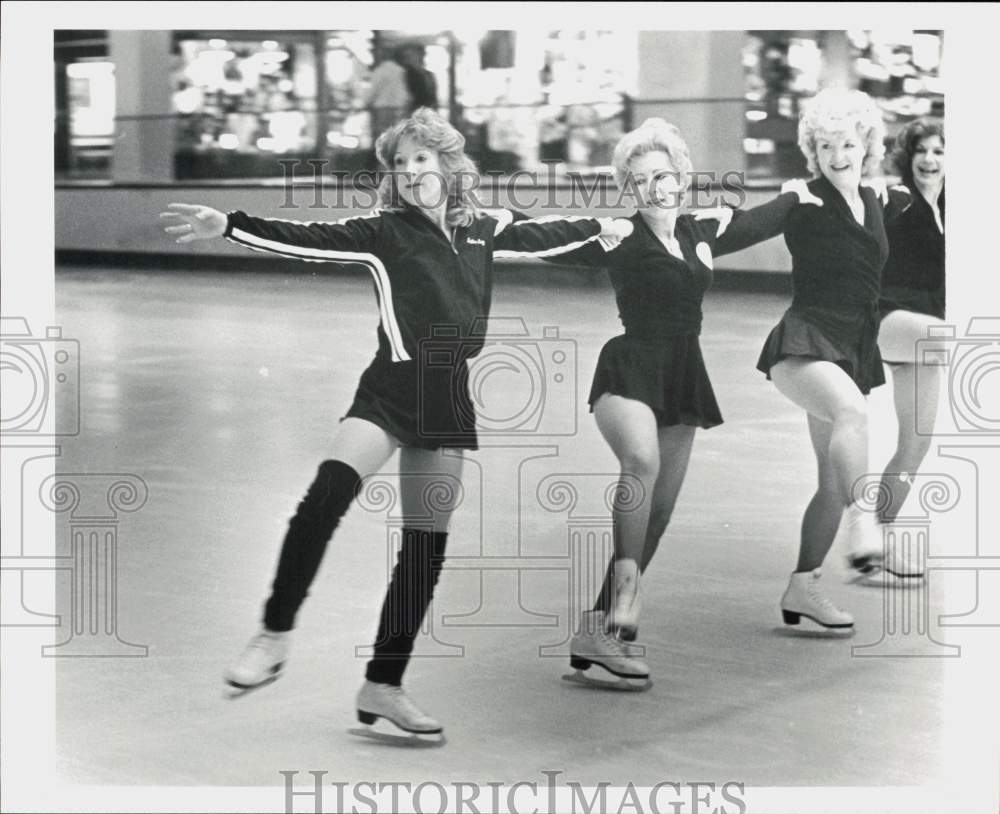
[171,34,319,179]
[455,30,634,175]
[743,30,943,180]
[848,29,944,127]
[56,30,114,179]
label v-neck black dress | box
[756,176,897,395]
[879,184,945,320]
[551,193,800,428]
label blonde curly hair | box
[611,118,693,193]
[374,107,480,228]
[797,88,887,179]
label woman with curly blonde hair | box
[755,88,911,628]
[161,107,630,736]
[545,117,824,684]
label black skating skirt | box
[756,303,885,395]
[588,333,723,429]
[343,356,478,450]
[878,284,945,321]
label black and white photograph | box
[2,3,998,813]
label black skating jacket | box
[225,205,604,362]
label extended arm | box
[710,191,800,257]
[491,209,631,260]
[161,203,380,260]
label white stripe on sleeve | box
[227,228,410,363]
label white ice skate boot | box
[607,560,642,638]
[355,681,443,735]
[780,570,854,630]
[842,501,885,579]
[224,629,289,694]
[565,610,651,690]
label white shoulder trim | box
[487,209,515,236]
[714,208,734,238]
[246,210,383,228]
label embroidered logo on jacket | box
[466,237,486,246]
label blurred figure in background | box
[398,43,438,112]
[365,42,413,135]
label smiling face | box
[393,135,447,210]
[627,150,686,213]
[911,134,945,191]
[815,128,866,191]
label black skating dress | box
[552,192,801,428]
[756,176,908,395]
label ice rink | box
[49,265,955,790]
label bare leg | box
[592,394,661,632]
[877,310,947,522]
[770,358,879,574]
[796,415,843,572]
[594,423,695,623]
[639,423,697,571]
[770,359,869,507]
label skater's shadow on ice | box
[769,626,856,640]
[347,727,447,749]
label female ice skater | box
[756,88,909,629]
[873,118,945,577]
[161,108,631,736]
[544,117,824,685]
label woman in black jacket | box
[756,88,910,629]
[162,108,630,736]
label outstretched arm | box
[160,203,380,259]
[491,209,632,261]
[696,181,822,257]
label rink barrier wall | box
[55,179,792,289]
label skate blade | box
[777,616,855,637]
[348,723,446,748]
[222,673,281,700]
[561,670,652,692]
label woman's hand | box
[861,177,889,206]
[596,217,634,247]
[159,204,228,243]
[781,178,824,207]
[691,206,731,221]
[589,217,632,251]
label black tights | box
[262,459,448,685]
[365,527,448,686]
